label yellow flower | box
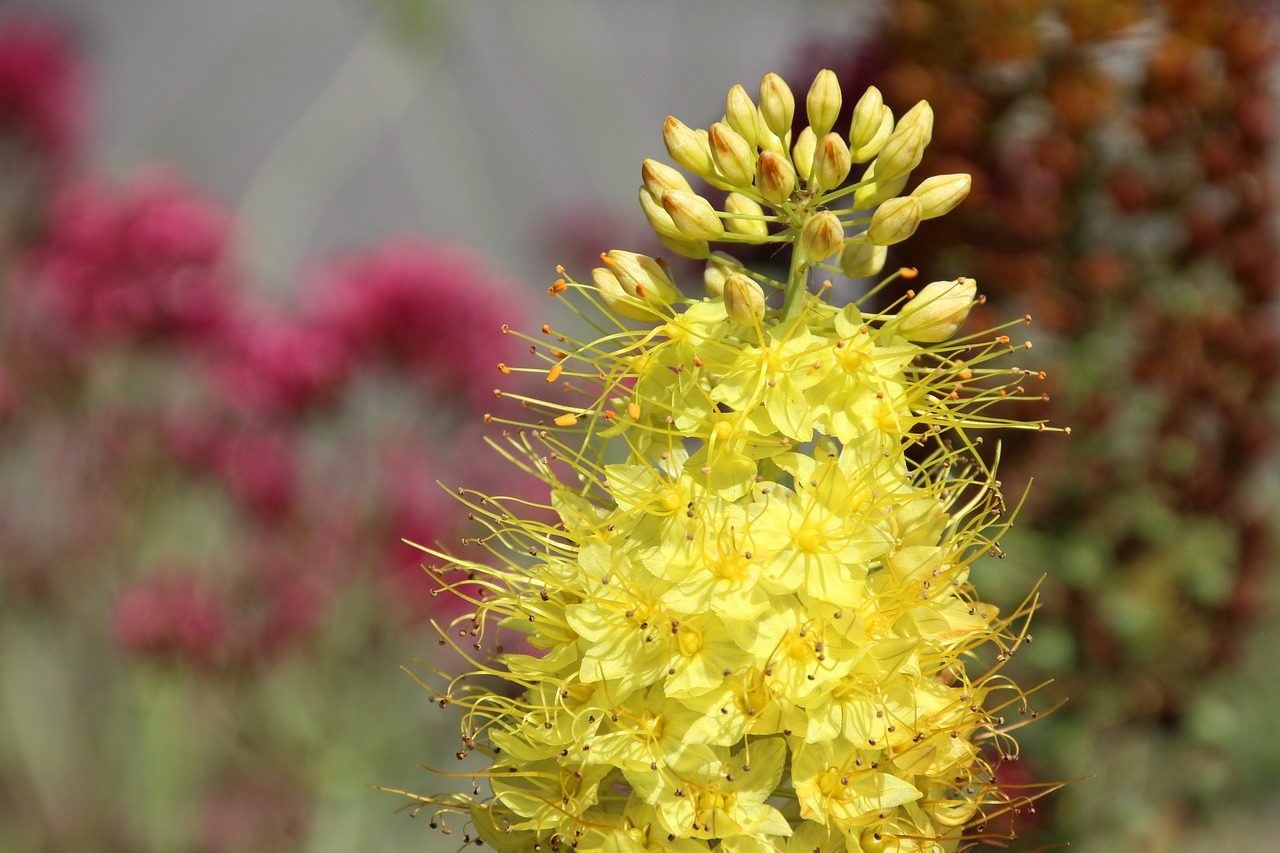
[395,71,1060,851]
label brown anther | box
[500,324,510,333]
[541,324,552,334]
[551,350,568,359]
[483,414,492,423]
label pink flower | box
[113,574,228,668]
[0,10,83,174]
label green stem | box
[781,241,810,320]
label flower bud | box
[657,233,710,260]
[869,122,926,185]
[641,158,693,200]
[662,190,725,241]
[911,173,972,219]
[756,113,787,155]
[838,241,888,278]
[759,72,795,139]
[709,121,756,187]
[593,266,660,322]
[812,132,852,191]
[704,258,731,297]
[866,196,923,246]
[725,84,759,149]
[663,116,714,179]
[897,99,935,147]
[605,250,682,306]
[853,170,909,209]
[792,126,817,182]
[806,69,842,138]
[755,150,796,206]
[851,105,894,163]
[799,210,844,262]
[722,272,766,325]
[638,187,683,239]
[849,87,885,151]
[724,192,769,239]
[891,277,977,342]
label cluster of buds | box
[402,71,1060,851]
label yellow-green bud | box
[641,158,693,200]
[703,258,731,297]
[838,241,888,278]
[792,126,817,182]
[897,99,935,147]
[638,186,683,239]
[912,173,972,219]
[849,87,887,157]
[759,72,795,139]
[724,192,769,239]
[869,122,926,185]
[799,210,844,262]
[755,150,796,206]
[663,116,714,179]
[866,195,923,246]
[708,121,756,188]
[657,232,710,260]
[725,84,759,150]
[806,69,842,138]
[851,105,894,164]
[853,170,909,209]
[891,277,977,342]
[812,132,852,191]
[605,250,682,306]
[662,190,725,241]
[722,272,766,325]
[593,266,661,322]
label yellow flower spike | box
[724,192,770,239]
[838,241,888,278]
[663,189,727,241]
[912,172,973,220]
[402,69,1060,853]
[812,131,852,192]
[792,125,818,182]
[756,149,797,206]
[799,210,844,262]
[866,195,924,246]
[725,84,760,149]
[759,72,796,139]
[663,115,716,179]
[806,68,842,138]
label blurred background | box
[0,1,1276,851]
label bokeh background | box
[0,1,1277,851]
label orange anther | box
[600,253,614,266]
[627,402,641,420]
[551,350,567,359]
[501,324,510,334]
[604,410,616,420]
[547,364,563,383]
[997,335,1010,344]
[552,279,567,293]
[497,363,511,374]
[900,267,919,279]
[483,414,493,423]
[693,357,704,367]
[554,413,578,427]
[541,324,552,334]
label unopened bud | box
[657,233,710,260]
[605,250,682,305]
[897,99,934,147]
[912,173,972,219]
[639,187,683,239]
[813,132,852,190]
[722,272,766,325]
[662,190,725,241]
[799,210,844,262]
[755,150,796,206]
[853,170,909,209]
[704,258,732,297]
[852,106,893,164]
[709,121,756,187]
[866,196,923,246]
[849,88,888,157]
[869,122,926,185]
[724,192,769,239]
[593,266,661,322]
[663,116,715,178]
[725,84,759,150]
[641,158,693,200]
[792,126,817,182]
[806,69,842,138]
[838,241,888,278]
[891,277,977,342]
[759,72,795,139]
